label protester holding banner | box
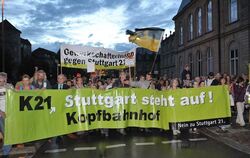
[218,77,232,132]
[130,73,154,89]
[0,72,13,156]
[14,74,35,148]
[32,70,52,89]
[169,78,181,135]
[110,71,129,135]
[52,74,69,90]
[54,74,78,142]
[16,74,35,90]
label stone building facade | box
[160,33,177,78]
[160,0,250,78]
[0,20,33,82]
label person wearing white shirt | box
[0,72,13,156]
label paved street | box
[32,129,249,158]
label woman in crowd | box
[97,80,105,90]
[156,79,165,90]
[73,77,84,89]
[161,79,170,90]
[199,81,206,87]
[16,74,35,90]
[182,74,192,88]
[169,78,181,135]
[193,81,200,88]
[15,74,34,148]
[233,77,247,127]
[66,79,73,88]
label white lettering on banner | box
[65,93,137,108]
[60,44,136,69]
[64,91,215,108]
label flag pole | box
[150,50,159,74]
[134,64,136,80]
[129,65,132,81]
[60,64,63,74]
[1,0,5,72]
[150,33,164,74]
[57,64,60,76]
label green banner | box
[5,86,231,145]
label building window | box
[207,48,213,73]
[179,25,183,45]
[229,0,238,23]
[188,53,193,73]
[179,56,183,75]
[197,51,202,76]
[230,48,238,75]
[170,55,174,65]
[188,14,193,40]
[207,0,212,32]
[197,8,202,36]
[164,55,168,67]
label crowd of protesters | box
[0,65,250,156]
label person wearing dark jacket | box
[109,71,128,136]
[233,77,247,127]
[52,74,69,90]
[53,74,75,144]
[112,71,130,88]
[181,64,192,82]
[211,73,221,86]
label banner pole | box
[129,65,132,81]
[150,33,163,74]
[1,0,5,72]
[134,65,136,80]
[57,64,59,76]
[60,64,62,75]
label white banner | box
[60,44,136,70]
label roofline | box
[0,19,22,33]
[173,1,194,21]
[135,27,165,31]
[32,47,56,54]
[21,38,31,45]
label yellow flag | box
[127,28,164,52]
